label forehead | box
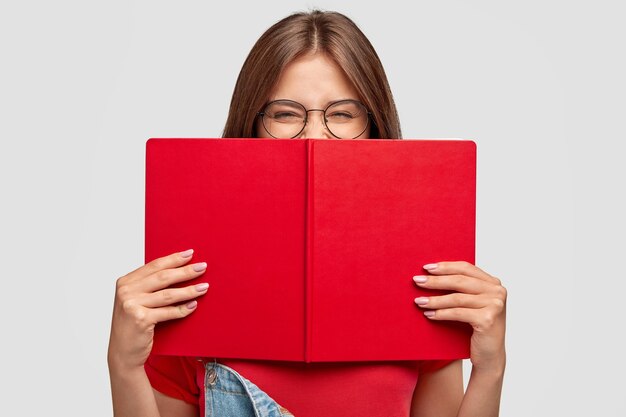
[269,52,361,106]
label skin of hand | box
[413,261,507,372]
[107,249,210,371]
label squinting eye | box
[328,112,354,119]
[272,111,301,120]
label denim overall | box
[203,361,294,417]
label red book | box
[145,138,475,362]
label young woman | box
[108,10,507,417]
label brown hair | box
[221,10,402,139]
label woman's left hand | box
[413,261,507,372]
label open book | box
[146,138,475,362]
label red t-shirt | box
[145,355,453,417]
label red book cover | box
[145,138,475,362]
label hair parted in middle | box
[222,10,402,139]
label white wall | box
[1,1,623,416]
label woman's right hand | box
[107,249,209,372]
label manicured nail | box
[424,311,435,318]
[195,283,209,292]
[414,297,429,306]
[186,300,198,309]
[180,249,194,258]
[413,275,428,284]
[193,262,207,272]
[423,263,438,271]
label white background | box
[1,0,624,416]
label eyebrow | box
[269,98,361,108]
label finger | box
[148,300,200,323]
[413,274,492,294]
[140,283,210,308]
[136,261,208,293]
[123,249,196,285]
[414,293,488,310]
[422,307,483,325]
[423,306,503,333]
[423,261,499,284]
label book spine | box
[304,140,314,362]
[470,142,477,264]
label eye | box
[273,111,301,120]
[327,111,355,120]
[326,100,366,123]
[265,101,306,122]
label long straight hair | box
[222,10,402,139]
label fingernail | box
[193,262,207,272]
[186,300,198,309]
[424,311,435,318]
[414,297,429,306]
[180,249,194,258]
[195,283,209,292]
[413,275,428,284]
[423,263,438,271]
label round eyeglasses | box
[258,99,371,139]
